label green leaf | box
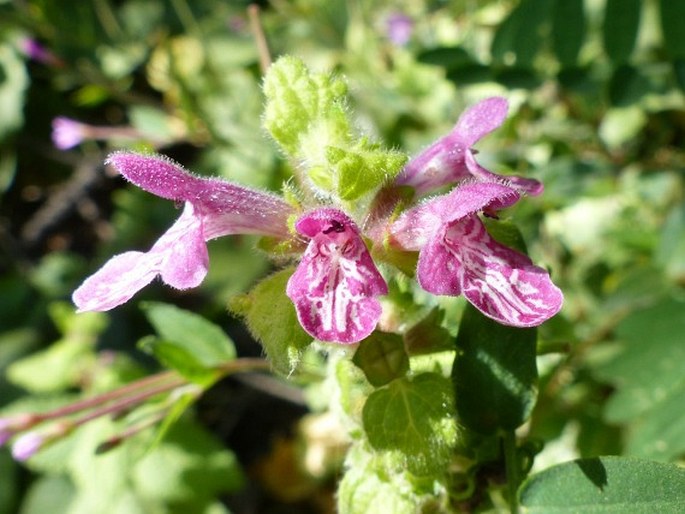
[141,302,236,367]
[552,0,586,66]
[519,457,685,513]
[328,140,407,201]
[452,305,538,434]
[659,0,685,58]
[362,373,457,476]
[137,336,220,385]
[262,55,350,161]
[352,331,409,387]
[603,0,642,64]
[229,268,311,374]
[593,297,685,460]
[0,452,18,514]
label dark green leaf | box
[362,373,457,476]
[519,457,685,513]
[659,0,685,57]
[352,332,408,387]
[603,0,641,64]
[491,0,552,67]
[552,0,586,66]
[608,65,650,107]
[452,305,538,434]
[417,47,474,70]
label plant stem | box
[503,431,520,514]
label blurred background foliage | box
[0,0,683,513]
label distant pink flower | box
[11,431,44,461]
[390,182,562,327]
[287,209,387,343]
[386,13,413,46]
[20,38,63,67]
[52,117,86,150]
[73,153,295,312]
[395,97,543,197]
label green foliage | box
[603,0,642,65]
[453,305,538,434]
[362,373,457,476]
[593,297,685,461]
[519,457,685,513]
[2,0,685,512]
[141,302,236,367]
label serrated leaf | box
[659,0,685,58]
[362,373,457,476]
[452,305,538,434]
[519,457,685,513]
[141,302,236,367]
[262,56,350,162]
[229,268,311,374]
[603,0,641,64]
[552,0,586,66]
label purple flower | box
[386,13,413,46]
[287,209,387,343]
[52,117,87,150]
[73,153,295,312]
[395,97,543,197]
[390,182,562,327]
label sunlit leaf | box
[519,457,685,513]
[362,372,457,476]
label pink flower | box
[73,153,388,343]
[73,153,295,312]
[287,209,387,343]
[386,13,413,46]
[390,182,562,327]
[395,97,543,197]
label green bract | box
[263,56,405,200]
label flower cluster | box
[73,97,563,343]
